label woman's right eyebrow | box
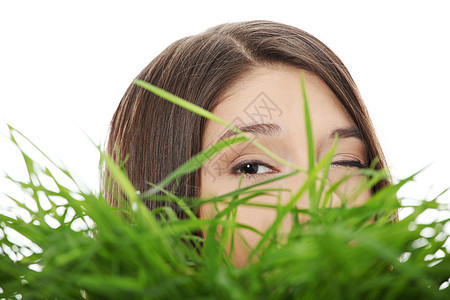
[217,123,282,143]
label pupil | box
[243,164,258,174]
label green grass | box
[1,77,449,299]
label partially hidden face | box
[199,65,370,266]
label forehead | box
[203,66,353,146]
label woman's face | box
[199,65,370,266]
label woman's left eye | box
[331,160,367,169]
[230,160,276,176]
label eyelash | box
[331,160,368,169]
[230,159,278,177]
[230,159,367,177]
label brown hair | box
[105,20,389,218]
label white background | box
[1,0,449,220]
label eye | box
[331,160,367,169]
[230,159,277,176]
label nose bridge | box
[279,169,310,209]
[273,169,312,230]
[273,125,313,207]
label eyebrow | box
[217,123,282,143]
[216,123,363,143]
[330,127,363,140]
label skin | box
[199,65,370,266]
